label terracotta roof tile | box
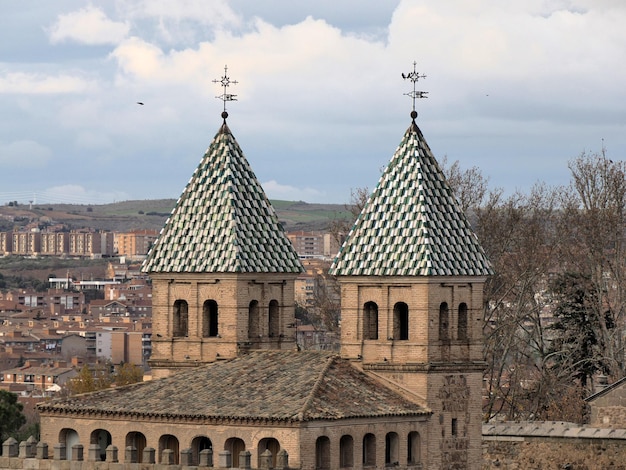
[38,351,427,422]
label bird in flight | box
[136,102,144,105]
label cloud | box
[262,180,325,202]
[48,6,129,45]
[0,72,97,94]
[0,140,52,167]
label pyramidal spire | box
[330,65,492,277]
[143,67,303,274]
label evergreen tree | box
[0,390,26,443]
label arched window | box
[407,432,421,464]
[258,438,280,468]
[90,429,112,461]
[362,433,376,467]
[203,300,218,337]
[393,302,409,340]
[225,438,245,468]
[385,432,399,466]
[439,302,449,341]
[315,436,331,470]
[458,302,468,340]
[339,435,354,468]
[191,436,212,466]
[59,428,79,460]
[173,300,188,337]
[125,432,147,463]
[268,299,279,338]
[158,434,179,464]
[363,302,378,340]
[248,300,260,339]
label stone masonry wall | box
[482,438,626,470]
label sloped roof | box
[142,122,303,274]
[330,120,493,277]
[38,351,427,422]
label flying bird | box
[136,102,144,105]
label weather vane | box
[213,65,238,119]
[402,61,428,119]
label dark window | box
[173,300,188,337]
[439,302,449,341]
[203,300,218,337]
[393,302,409,340]
[363,302,379,340]
[340,435,354,468]
[458,302,468,340]
[316,436,330,470]
[269,299,279,338]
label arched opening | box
[125,432,147,463]
[439,302,449,341]
[362,433,376,467]
[173,300,188,337]
[203,300,219,337]
[248,300,260,339]
[225,437,245,468]
[339,435,354,468]
[363,302,378,340]
[59,428,79,460]
[158,434,179,464]
[385,432,399,466]
[90,429,112,461]
[393,302,409,340]
[191,436,212,466]
[268,299,279,338]
[315,436,330,470]
[258,437,280,468]
[407,432,421,464]
[458,302,468,340]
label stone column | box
[125,445,138,463]
[87,443,100,461]
[238,450,251,469]
[218,450,231,468]
[143,447,156,464]
[106,445,119,463]
[36,442,49,460]
[259,449,272,469]
[180,448,193,466]
[199,448,213,467]
[71,444,84,461]
[276,449,289,470]
[53,443,66,460]
[3,438,18,457]
[162,448,175,465]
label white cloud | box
[0,140,52,167]
[0,72,97,94]
[262,180,324,202]
[48,6,129,45]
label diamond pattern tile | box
[330,121,493,277]
[142,122,304,274]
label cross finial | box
[213,65,238,120]
[402,61,428,121]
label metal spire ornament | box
[213,65,238,121]
[402,61,428,121]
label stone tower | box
[329,113,493,469]
[143,116,304,378]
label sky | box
[1,0,625,206]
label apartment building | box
[287,230,341,259]
[115,229,158,257]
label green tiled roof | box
[142,122,303,274]
[330,121,493,277]
[38,351,428,422]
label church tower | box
[143,68,304,378]
[329,64,493,469]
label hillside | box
[0,199,354,233]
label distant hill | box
[0,199,354,233]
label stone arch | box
[158,434,179,464]
[225,437,245,468]
[268,299,279,338]
[125,432,146,463]
[385,432,399,466]
[173,299,188,337]
[458,302,468,340]
[203,299,219,337]
[362,433,376,467]
[90,429,112,461]
[257,437,280,468]
[339,434,354,468]
[407,431,421,465]
[248,300,260,339]
[59,428,79,460]
[315,436,330,470]
[363,301,378,340]
[191,436,212,466]
[393,302,409,340]
[439,301,449,341]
